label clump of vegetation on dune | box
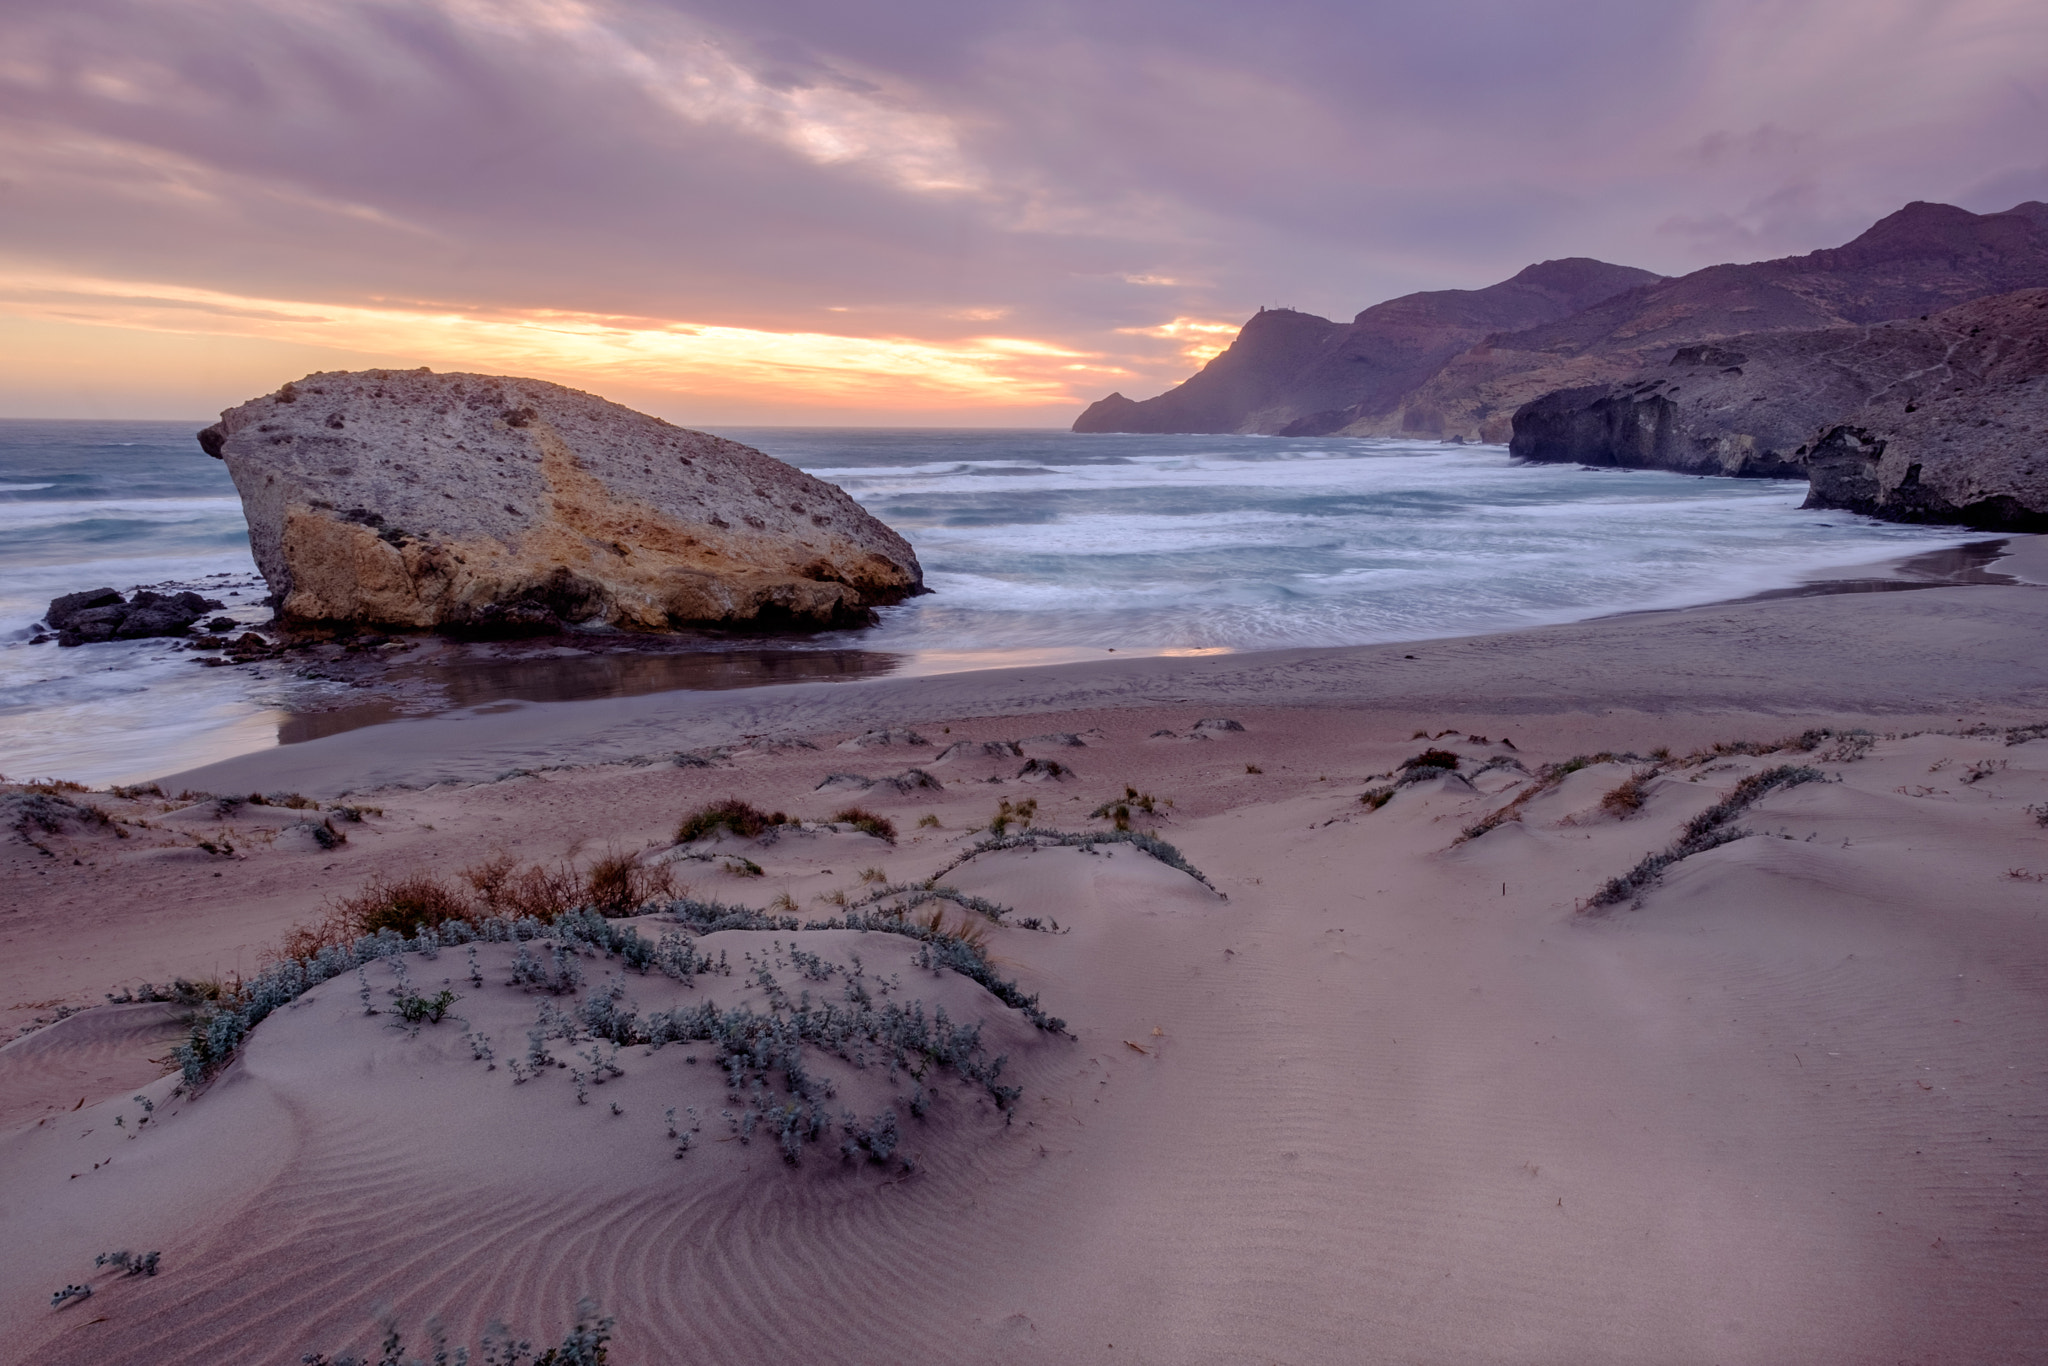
[1584,765,1825,912]
[1596,768,1658,818]
[1398,748,1461,778]
[301,1298,614,1365]
[169,857,1068,1132]
[1087,786,1171,832]
[674,798,788,843]
[1452,730,1870,845]
[924,820,1216,893]
[831,805,897,842]
[278,854,678,961]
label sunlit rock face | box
[199,369,922,634]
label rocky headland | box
[1510,288,2048,529]
[1076,200,2048,449]
[1074,258,1663,436]
[198,369,923,636]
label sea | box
[0,419,1986,786]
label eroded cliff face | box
[1509,290,2048,530]
[199,369,923,633]
[1800,291,2048,529]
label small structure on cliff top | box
[198,370,923,634]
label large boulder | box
[197,369,924,634]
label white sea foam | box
[0,422,1989,784]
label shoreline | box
[157,555,2048,797]
[6,542,2047,1363]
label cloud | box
[0,0,2044,419]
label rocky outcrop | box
[44,587,225,646]
[1072,259,1664,436]
[198,370,923,634]
[1510,289,2048,529]
[1506,325,1950,478]
[1801,291,2048,528]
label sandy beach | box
[3,568,2047,1364]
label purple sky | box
[1,0,2044,422]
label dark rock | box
[113,591,212,639]
[1512,286,2048,526]
[1800,290,2048,529]
[55,587,213,645]
[206,616,238,631]
[1509,380,1804,478]
[45,587,122,631]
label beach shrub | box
[391,988,458,1025]
[4,789,111,841]
[1585,765,1824,910]
[1456,751,1632,843]
[106,977,228,1007]
[176,882,1067,1159]
[1598,769,1657,818]
[463,855,582,921]
[327,872,476,942]
[1400,749,1461,775]
[675,798,787,843]
[1358,786,1395,811]
[989,797,1037,835]
[917,813,941,829]
[580,848,675,917]
[94,1250,159,1278]
[300,1298,614,1366]
[1088,788,1157,831]
[832,806,898,842]
[929,825,1215,892]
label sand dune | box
[5,583,2048,1362]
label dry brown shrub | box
[339,871,475,937]
[582,848,675,917]
[1599,769,1657,818]
[916,904,989,951]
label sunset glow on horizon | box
[0,268,1141,420]
[2,0,2044,424]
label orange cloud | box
[0,269,1127,411]
[1115,315,1242,365]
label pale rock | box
[198,369,923,633]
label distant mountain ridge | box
[1075,258,1664,436]
[1076,201,2048,443]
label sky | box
[0,0,2044,426]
